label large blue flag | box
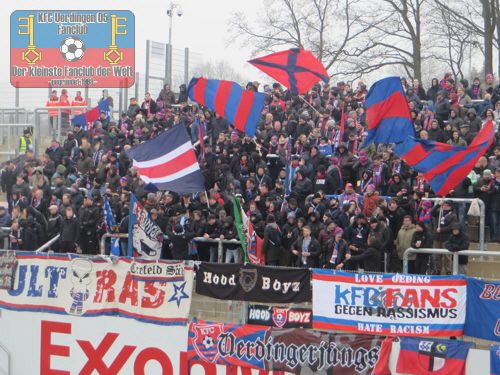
[188,77,266,137]
[127,194,163,259]
[395,121,494,196]
[363,76,415,146]
[104,196,121,256]
[71,99,109,129]
[464,277,500,342]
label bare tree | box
[191,60,247,84]
[429,5,481,81]
[340,0,429,82]
[228,0,375,74]
[434,0,498,76]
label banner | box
[492,345,500,375]
[104,195,121,256]
[11,10,135,88]
[464,278,500,342]
[0,309,187,375]
[247,304,312,328]
[0,250,18,289]
[128,194,163,259]
[233,196,265,265]
[0,253,193,325]
[312,270,466,336]
[196,263,311,303]
[396,337,473,375]
[188,318,383,374]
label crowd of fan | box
[1,74,500,276]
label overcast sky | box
[1,0,263,82]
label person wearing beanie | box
[325,226,348,269]
[263,214,282,266]
[431,200,458,274]
[444,224,470,275]
[165,220,195,261]
[411,221,434,274]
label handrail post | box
[100,233,109,255]
[217,239,223,263]
[452,253,459,275]
[403,248,412,274]
[477,199,485,252]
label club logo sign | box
[10,10,135,88]
[192,323,224,364]
[271,307,288,328]
[247,304,312,328]
[239,268,258,292]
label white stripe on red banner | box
[137,162,200,183]
[132,141,193,168]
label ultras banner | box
[0,253,193,325]
[312,270,466,337]
[195,263,311,303]
[187,318,383,374]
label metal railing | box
[35,234,60,253]
[99,233,241,263]
[33,106,87,151]
[423,197,486,251]
[403,247,500,275]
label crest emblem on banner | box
[272,307,288,328]
[418,341,447,371]
[193,323,224,363]
[239,268,257,292]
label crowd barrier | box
[423,197,486,251]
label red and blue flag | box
[71,99,109,129]
[248,48,329,95]
[395,121,494,196]
[188,77,266,137]
[363,76,415,146]
[397,337,472,375]
[126,124,205,193]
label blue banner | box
[464,278,500,341]
[104,196,120,256]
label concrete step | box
[466,260,500,279]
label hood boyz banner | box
[247,304,312,328]
[312,270,466,337]
[0,253,193,325]
[196,263,311,303]
[188,318,382,374]
[464,278,500,342]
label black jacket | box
[60,216,80,243]
[263,223,282,263]
[445,231,470,264]
[166,229,195,260]
[325,239,348,268]
[292,236,321,267]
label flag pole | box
[205,191,210,209]
[299,95,322,117]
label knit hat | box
[334,227,344,237]
[422,200,432,208]
[330,157,340,166]
[366,184,375,191]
